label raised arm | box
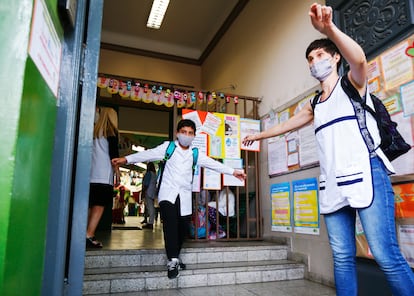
[309,3,367,90]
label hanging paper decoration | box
[107,79,119,94]
[153,92,164,105]
[173,90,181,100]
[119,81,131,98]
[197,91,204,104]
[164,91,175,107]
[97,77,110,88]
[130,82,141,101]
[97,76,248,109]
[142,89,153,103]
[165,89,171,98]
[207,92,215,105]
[177,92,186,108]
[157,85,163,94]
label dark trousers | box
[159,196,191,260]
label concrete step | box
[83,244,306,295]
[84,244,289,269]
[83,260,305,294]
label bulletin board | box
[355,34,414,263]
[265,34,414,180]
[264,85,320,177]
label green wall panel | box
[0,0,62,294]
[3,60,57,294]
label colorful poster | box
[400,80,414,117]
[380,40,414,90]
[240,118,261,151]
[293,178,319,235]
[223,114,241,158]
[393,183,414,219]
[270,182,292,232]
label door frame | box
[42,1,104,295]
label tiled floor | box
[91,216,336,295]
[96,216,165,250]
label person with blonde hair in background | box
[141,162,157,229]
[86,107,120,248]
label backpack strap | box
[191,147,199,182]
[311,90,322,113]
[191,147,199,170]
[340,74,377,119]
[164,141,176,161]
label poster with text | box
[270,182,292,232]
[293,178,320,235]
[393,182,414,219]
[223,158,245,186]
[203,168,221,190]
[398,224,414,268]
[240,118,261,151]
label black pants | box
[159,196,191,260]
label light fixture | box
[132,145,146,152]
[146,0,170,29]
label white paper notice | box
[28,0,62,97]
[223,158,245,187]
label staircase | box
[83,242,306,295]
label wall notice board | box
[265,34,414,180]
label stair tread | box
[84,259,304,279]
[85,243,288,256]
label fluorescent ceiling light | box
[146,0,170,29]
[132,145,146,152]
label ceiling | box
[101,0,249,65]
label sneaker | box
[167,258,180,279]
[178,259,186,270]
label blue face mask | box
[177,133,194,147]
[310,58,334,81]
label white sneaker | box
[167,258,179,279]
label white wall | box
[202,0,334,286]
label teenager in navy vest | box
[243,3,414,295]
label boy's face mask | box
[310,58,334,81]
[177,133,194,147]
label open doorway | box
[94,100,172,250]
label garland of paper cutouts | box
[97,76,240,108]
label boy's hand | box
[233,170,247,181]
[112,157,127,166]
